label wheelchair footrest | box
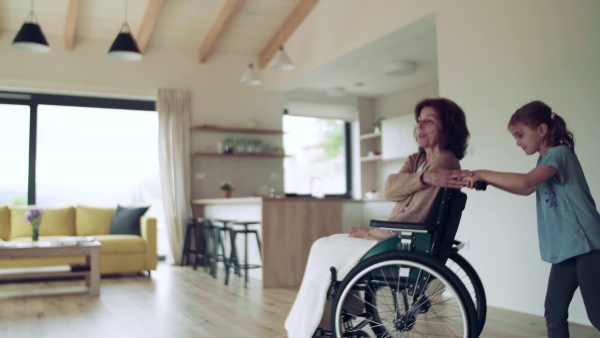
[312,328,332,337]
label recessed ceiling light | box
[384,61,417,77]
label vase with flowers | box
[220,181,234,198]
[25,208,45,242]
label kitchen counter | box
[191,196,342,288]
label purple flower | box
[24,209,45,224]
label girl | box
[464,100,600,337]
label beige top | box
[366,150,461,240]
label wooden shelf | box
[191,125,284,135]
[192,152,288,158]
[360,132,381,140]
[360,155,382,162]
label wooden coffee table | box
[0,240,102,296]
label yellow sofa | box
[0,205,158,275]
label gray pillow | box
[109,205,149,236]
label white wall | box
[0,35,284,129]
[271,0,600,326]
[437,1,600,325]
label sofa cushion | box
[0,206,9,241]
[109,205,149,236]
[76,206,114,236]
[94,235,146,254]
[10,206,76,239]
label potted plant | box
[220,181,234,198]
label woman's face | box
[416,107,442,150]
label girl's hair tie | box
[551,112,556,120]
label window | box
[0,104,30,205]
[0,92,167,259]
[283,115,351,197]
[36,105,160,211]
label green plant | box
[220,181,234,191]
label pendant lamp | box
[240,63,262,86]
[108,1,143,61]
[269,46,294,71]
[12,2,51,53]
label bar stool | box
[225,221,262,288]
[207,219,231,279]
[180,218,208,270]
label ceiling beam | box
[199,0,245,63]
[136,0,165,53]
[258,0,320,69]
[64,0,80,51]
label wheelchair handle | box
[473,180,487,191]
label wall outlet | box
[195,172,206,180]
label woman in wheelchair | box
[281,98,480,338]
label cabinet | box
[381,114,417,160]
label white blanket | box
[284,234,378,338]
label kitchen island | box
[191,197,342,288]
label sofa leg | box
[147,270,151,278]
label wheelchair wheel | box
[445,253,487,335]
[331,251,478,338]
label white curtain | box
[157,89,192,264]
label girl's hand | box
[349,227,369,238]
[463,170,483,189]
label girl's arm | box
[466,165,558,195]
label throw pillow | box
[9,206,76,239]
[0,206,10,241]
[40,207,76,236]
[109,205,150,236]
[76,205,115,236]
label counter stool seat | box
[225,221,262,288]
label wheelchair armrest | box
[369,219,436,232]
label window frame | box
[0,91,155,204]
[282,112,353,198]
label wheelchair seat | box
[365,187,467,261]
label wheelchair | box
[322,187,487,338]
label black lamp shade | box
[12,22,51,53]
[108,31,143,61]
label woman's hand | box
[349,227,369,238]
[421,169,472,188]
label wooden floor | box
[0,263,597,338]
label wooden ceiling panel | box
[199,0,245,62]
[0,0,320,65]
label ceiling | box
[0,0,305,61]
[283,15,439,98]
[0,1,438,98]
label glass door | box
[0,104,30,205]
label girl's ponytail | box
[509,100,575,151]
[547,113,575,151]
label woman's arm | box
[465,165,558,195]
[384,157,423,201]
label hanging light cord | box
[27,0,38,23]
